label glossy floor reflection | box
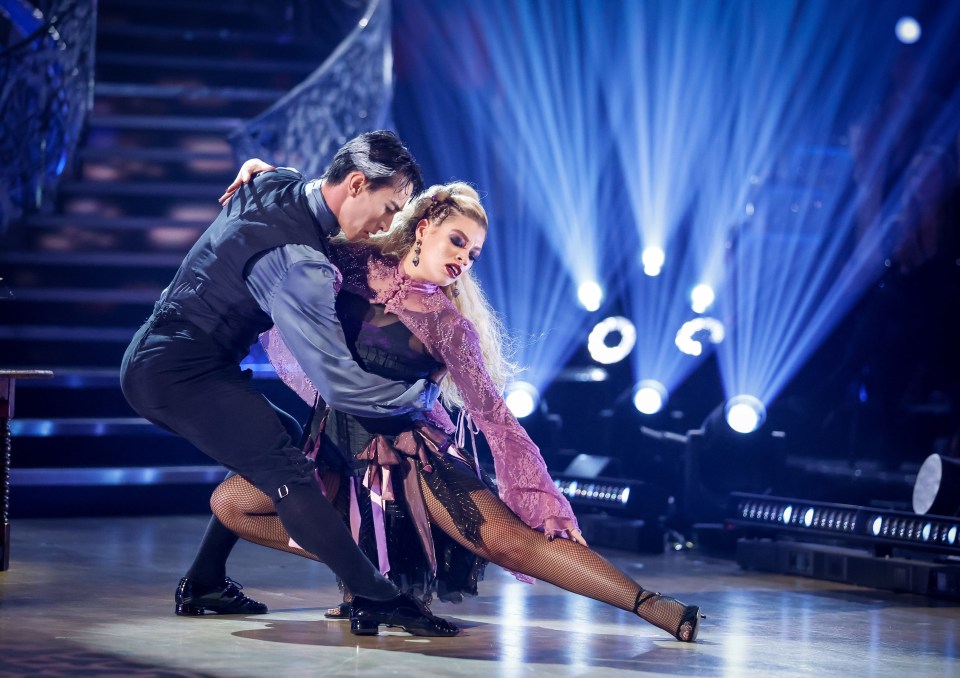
[0,516,956,677]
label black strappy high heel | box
[633,589,704,642]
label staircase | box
[0,0,357,516]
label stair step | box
[10,417,173,437]
[24,215,210,231]
[96,4,298,37]
[79,146,231,163]
[11,466,228,486]
[0,251,185,267]
[0,325,136,342]
[96,22,307,48]
[59,180,227,198]
[13,367,122,388]
[95,52,316,75]
[95,81,286,103]
[87,114,244,133]
[7,288,162,304]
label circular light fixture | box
[895,16,921,44]
[690,284,715,313]
[587,316,636,364]
[675,317,725,356]
[632,379,668,415]
[577,281,603,312]
[724,394,766,433]
[505,381,539,418]
[641,246,665,276]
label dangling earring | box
[452,282,460,297]
[413,240,422,267]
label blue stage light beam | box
[710,0,960,405]
[600,0,771,397]
[392,2,606,393]
[475,1,639,294]
[396,0,960,413]
[592,0,959,410]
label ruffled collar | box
[372,257,441,310]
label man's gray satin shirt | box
[244,179,438,417]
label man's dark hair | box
[322,130,424,195]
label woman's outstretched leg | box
[419,477,700,641]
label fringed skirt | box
[313,413,493,604]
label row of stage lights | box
[507,251,765,432]
[505,374,768,434]
[553,478,631,508]
[730,492,960,554]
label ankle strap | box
[632,589,659,614]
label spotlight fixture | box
[724,395,766,433]
[587,316,636,364]
[632,379,668,415]
[577,281,603,312]
[895,16,921,44]
[505,381,539,418]
[690,283,715,313]
[913,453,960,517]
[641,246,665,276]
[675,317,725,356]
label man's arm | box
[247,245,438,417]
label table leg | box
[1,415,10,571]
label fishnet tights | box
[210,474,694,640]
[211,476,319,562]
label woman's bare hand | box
[547,527,588,546]
[567,528,588,546]
[218,158,277,205]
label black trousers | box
[121,307,398,600]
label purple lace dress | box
[263,244,578,601]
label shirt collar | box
[305,179,340,239]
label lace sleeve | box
[259,327,317,406]
[388,293,578,537]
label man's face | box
[338,177,412,241]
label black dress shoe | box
[350,593,459,637]
[175,576,268,616]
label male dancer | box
[121,131,457,636]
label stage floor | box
[0,515,956,677]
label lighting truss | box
[728,492,960,556]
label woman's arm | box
[395,298,582,542]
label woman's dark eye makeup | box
[450,233,481,261]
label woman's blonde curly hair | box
[368,181,513,409]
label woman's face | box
[412,213,486,286]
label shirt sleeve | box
[246,245,439,417]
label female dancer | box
[212,181,703,641]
